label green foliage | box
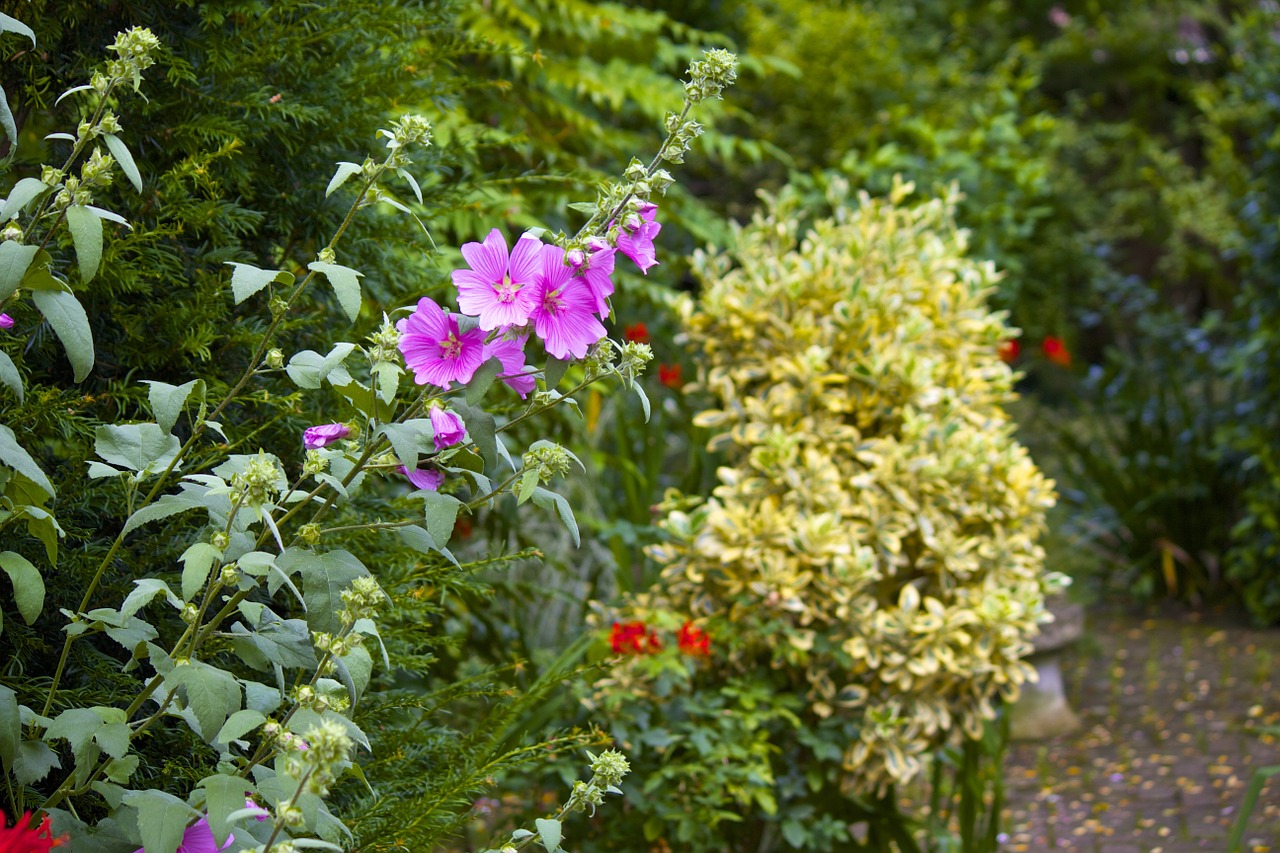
[590,182,1063,850]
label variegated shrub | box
[598,179,1063,840]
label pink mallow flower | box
[615,203,661,274]
[397,297,486,388]
[400,465,445,491]
[0,313,13,330]
[452,229,544,331]
[133,817,233,853]
[303,423,350,449]
[244,798,270,822]
[483,333,537,398]
[531,246,607,360]
[572,243,616,317]
[429,406,465,450]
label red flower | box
[609,621,661,655]
[676,621,711,657]
[1041,336,1072,367]
[624,322,650,344]
[658,363,682,389]
[997,339,1021,363]
[0,811,67,852]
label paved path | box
[1001,610,1280,852]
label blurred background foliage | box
[6,0,1280,848]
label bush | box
[588,180,1063,850]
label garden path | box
[1001,608,1280,852]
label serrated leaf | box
[120,578,180,620]
[380,419,434,470]
[103,133,142,192]
[180,542,221,602]
[64,205,102,283]
[286,342,355,390]
[279,548,369,634]
[308,261,363,322]
[0,351,23,402]
[144,379,202,434]
[95,423,181,474]
[325,161,363,197]
[536,817,563,852]
[122,788,200,853]
[453,401,501,472]
[169,661,240,740]
[94,722,130,759]
[0,424,53,498]
[122,491,204,537]
[200,773,257,846]
[0,685,17,773]
[466,356,502,407]
[419,491,463,548]
[1,178,49,222]
[0,14,34,46]
[215,709,266,745]
[31,288,94,381]
[13,740,59,785]
[0,551,43,624]
[0,240,39,300]
[226,262,293,304]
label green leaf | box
[180,542,221,602]
[280,548,369,634]
[64,205,103,283]
[122,788,200,853]
[119,578,179,620]
[286,342,355,389]
[531,487,580,547]
[1,178,50,222]
[230,616,317,670]
[466,356,503,407]
[103,753,139,784]
[215,709,266,745]
[103,133,142,192]
[379,419,434,470]
[0,685,17,774]
[453,401,501,472]
[226,262,293,305]
[44,707,106,766]
[199,773,257,846]
[169,660,241,740]
[536,817,563,852]
[122,491,204,537]
[516,468,540,505]
[94,722,130,759]
[544,356,569,391]
[419,491,463,549]
[95,423,181,474]
[0,551,43,624]
[308,261,363,322]
[0,425,54,498]
[13,739,59,785]
[325,161,363,197]
[31,288,94,381]
[0,240,39,300]
[144,379,203,434]
[0,351,22,402]
[20,505,61,566]
[0,13,36,46]
[102,616,157,654]
[0,83,13,147]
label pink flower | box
[484,333,537,398]
[575,245,616,316]
[615,203,661,275]
[531,246,607,360]
[0,314,13,330]
[132,818,232,853]
[244,798,270,822]
[303,423,350,449]
[397,297,486,388]
[452,229,544,331]
[400,465,445,491]
[429,407,465,450]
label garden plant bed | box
[1000,608,1280,852]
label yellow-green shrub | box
[591,180,1063,848]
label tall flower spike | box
[397,297,486,387]
[531,246,607,360]
[453,229,544,331]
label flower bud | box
[220,564,240,586]
[299,523,322,546]
[265,348,284,369]
[180,604,199,624]
[1,224,22,242]
[211,531,230,551]
[589,748,631,787]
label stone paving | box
[1001,609,1280,852]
